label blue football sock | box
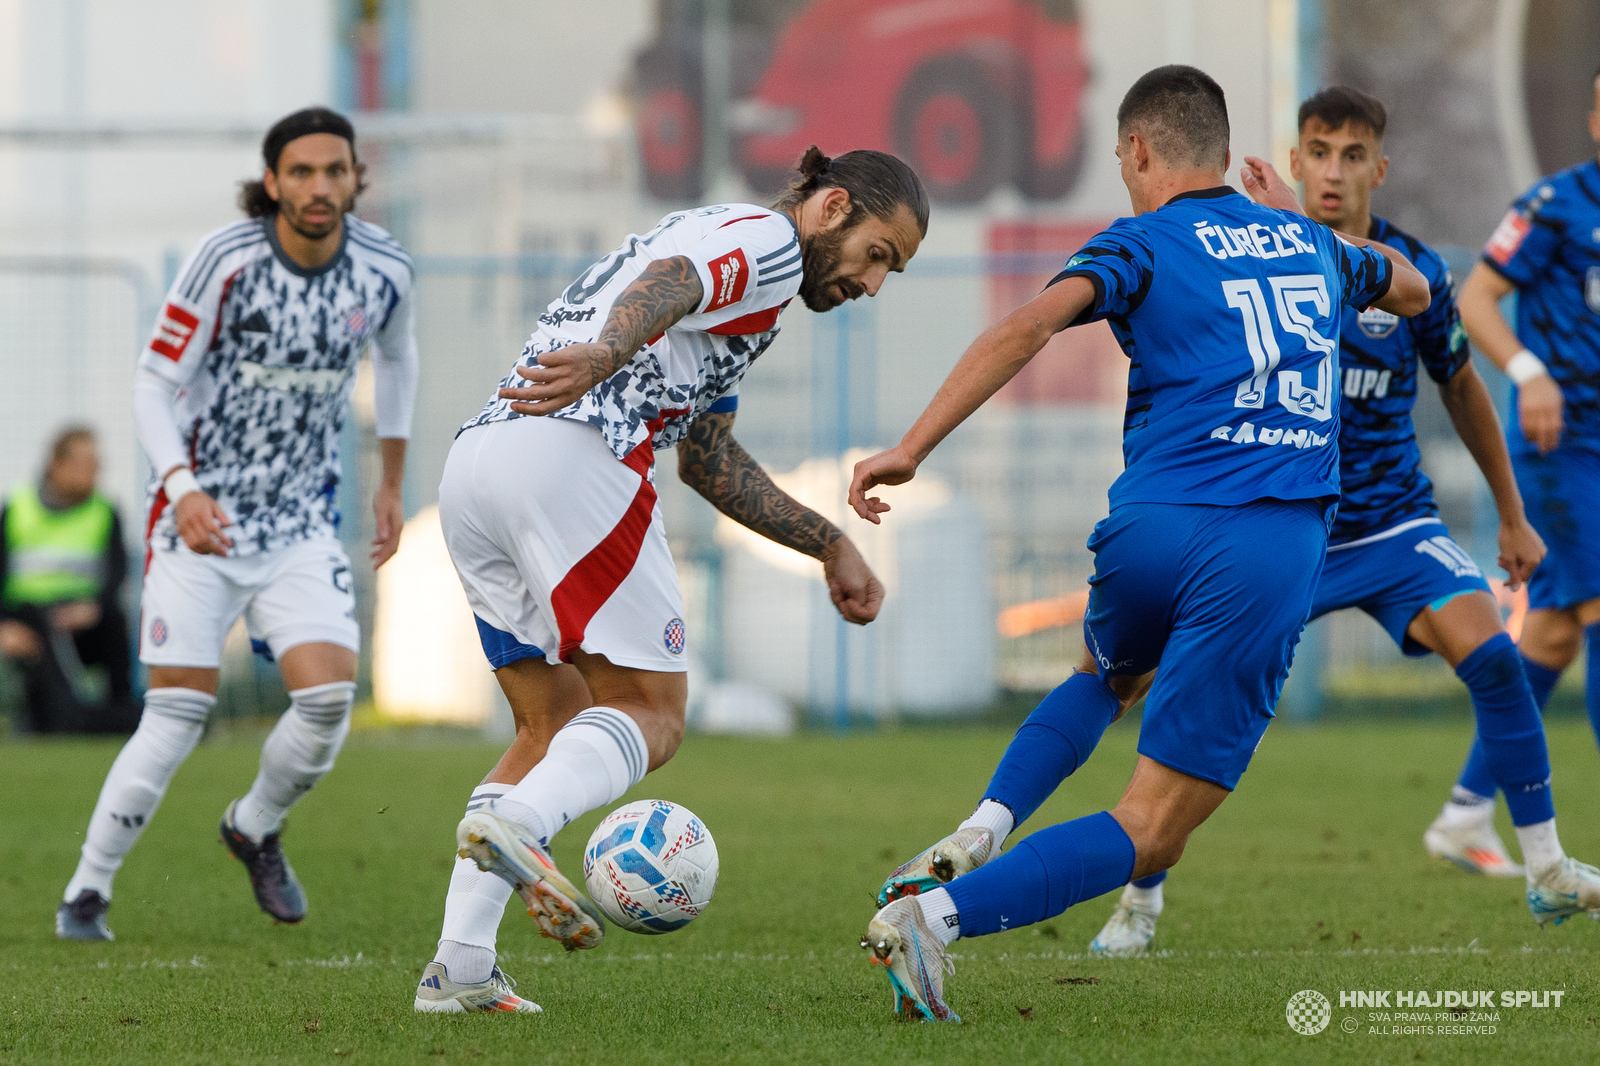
[982,672,1119,827]
[944,811,1135,937]
[1131,871,1167,890]
[1459,652,1564,801]
[1586,625,1600,758]
[1457,633,1554,826]
[1454,740,1496,801]
[1521,653,1562,711]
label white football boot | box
[412,961,541,1014]
[456,807,605,951]
[877,827,994,907]
[1525,856,1600,926]
[1423,803,1525,877]
[1088,885,1161,956]
[862,897,960,1022]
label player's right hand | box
[1239,156,1304,214]
[848,445,918,524]
[174,491,234,556]
[1517,375,1564,454]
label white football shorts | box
[139,536,360,667]
[440,415,687,673]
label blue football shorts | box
[1311,518,1493,656]
[1082,497,1330,790]
[1514,446,1600,612]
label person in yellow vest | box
[0,427,136,733]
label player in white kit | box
[412,147,928,1013]
[57,108,418,940]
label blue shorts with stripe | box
[1309,518,1492,656]
[1515,446,1600,612]
[1082,497,1330,790]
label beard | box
[796,226,866,312]
[281,192,354,241]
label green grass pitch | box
[4,716,1600,1065]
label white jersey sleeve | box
[370,277,418,440]
[675,213,803,333]
[138,219,268,386]
[131,368,189,478]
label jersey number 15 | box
[1223,275,1337,421]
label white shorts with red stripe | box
[440,415,688,673]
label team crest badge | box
[1586,267,1600,314]
[1357,306,1399,339]
[345,307,370,338]
[150,618,168,646]
[663,618,686,655]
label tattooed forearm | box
[678,411,843,559]
[588,256,704,387]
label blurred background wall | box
[0,0,1594,729]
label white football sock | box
[1515,818,1565,875]
[917,886,962,946]
[1437,797,1493,829]
[436,782,514,985]
[231,682,355,843]
[1450,786,1494,808]
[960,799,1015,846]
[64,688,212,901]
[1123,880,1164,913]
[493,707,647,846]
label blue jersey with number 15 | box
[1056,187,1394,509]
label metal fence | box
[0,242,1535,726]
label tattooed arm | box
[500,256,705,415]
[680,410,885,625]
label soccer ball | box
[582,799,718,934]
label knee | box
[651,712,686,768]
[1130,829,1188,875]
[1521,611,1582,668]
[1110,805,1191,875]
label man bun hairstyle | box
[773,145,930,237]
[238,106,366,218]
[1298,85,1388,140]
[1116,64,1231,171]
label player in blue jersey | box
[846,65,1431,1022]
[1449,67,1600,805]
[1087,86,1587,956]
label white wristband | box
[163,467,201,504]
[1506,349,1549,386]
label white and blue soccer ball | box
[582,799,718,934]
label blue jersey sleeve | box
[1483,182,1561,288]
[1412,254,1470,384]
[1336,237,1393,310]
[1048,219,1156,326]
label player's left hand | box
[499,345,620,415]
[822,538,884,625]
[848,445,919,524]
[371,483,404,568]
[1240,156,1304,214]
[1497,516,1546,591]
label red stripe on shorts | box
[143,489,170,576]
[549,409,689,661]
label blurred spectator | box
[0,427,138,733]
